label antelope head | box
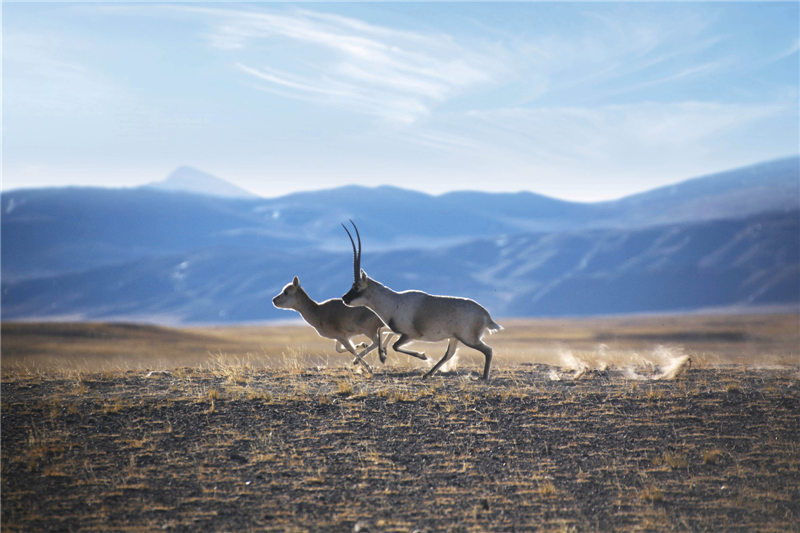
[341,220,370,307]
[272,275,302,309]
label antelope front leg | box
[340,338,373,373]
[336,340,369,365]
[377,328,394,364]
[392,334,428,361]
[354,339,380,366]
[337,341,369,352]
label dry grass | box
[2,314,799,531]
[4,313,798,377]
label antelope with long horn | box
[272,276,391,372]
[341,221,502,381]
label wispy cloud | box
[187,6,504,123]
[771,38,799,63]
[603,60,725,100]
[510,9,728,106]
[235,62,429,124]
[395,100,792,199]
[436,101,784,159]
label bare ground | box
[2,316,799,531]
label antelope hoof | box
[421,367,436,379]
[355,360,373,373]
[379,351,387,364]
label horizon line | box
[2,153,797,205]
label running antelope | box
[340,221,502,381]
[272,276,391,371]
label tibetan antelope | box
[272,276,391,371]
[340,221,502,381]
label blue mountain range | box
[2,157,798,323]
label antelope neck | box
[361,279,399,319]
[292,288,322,325]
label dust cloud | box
[549,344,691,381]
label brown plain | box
[2,314,799,531]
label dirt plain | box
[2,314,799,532]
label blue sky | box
[3,2,798,201]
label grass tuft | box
[641,484,664,502]
[702,448,725,465]
[663,452,688,469]
[538,480,558,497]
[336,380,354,397]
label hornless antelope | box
[272,276,391,371]
[340,221,502,381]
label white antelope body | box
[272,276,390,371]
[341,221,502,381]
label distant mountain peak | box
[146,166,257,199]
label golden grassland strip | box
[3,314,799,377]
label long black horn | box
[342,223,359,282]
[349,219,361,276]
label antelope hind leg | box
[458,337,493,381]
[422,338,458,379]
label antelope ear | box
[292,276,299,287]
[359,269,368,282]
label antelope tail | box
[487,320,503,334]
